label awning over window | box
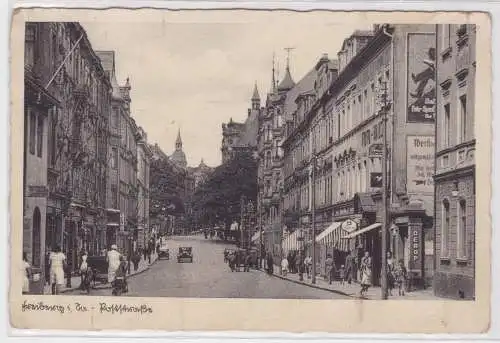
[345,223,382,239]
[282,230,301,254]
[315,222,342,243]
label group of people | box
[226,250,253,272]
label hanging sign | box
[406,136,435,193]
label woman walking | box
[22,252,31,294]
[386,251,396,296]
[49,245,67,295]
[359,251,372,297]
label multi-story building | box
[136,127,152,250]
[188,159,213,190]
[23,23,61,292]
[96,50,122,251]
[41,23,112,274]
[283,24,437,288]
[221,119,246,164]
[117,81,138,256]
[434,24,476,299]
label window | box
[25,24,36,67]
[441,24,451,51]
[29,110,36,155]
[36,115,44,157]
[111,185,118,209]
[459,95,467,143]
[443,103,451,148]
[111,148,118,169]
[458,200,467,259]
[441,200,450,257]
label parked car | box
[177,247,193,263]
[158,244,170,260]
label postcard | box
[10,8,491,333]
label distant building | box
[188,159,214,190]
[171,129,188,169]
[434,24,476,300]
[136,127,153,250]
[221,119,246,164]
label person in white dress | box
[281,257,289,276]
[49,245,66,295]
[22,252,31,294]
[107,244,121,284]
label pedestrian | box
[304,255,312,279]
[143,245,148,262]
[228,252,236,272]
[345,251,354,284]
[359,251,372,297]
[395,259,408,296]
[339,264,346,286]
[132,250,141,271]
[78,250,88,290]
[49,245,67,295]
[22,252,31,295]
[298,252,305,281]
[79,252,91,294]
[106,244,121,285]
[281,256,289,276]
[266,252,274,275]
[325,254,335,284]
[386,251,395,297]
[244,253,251,272]
[156,242,160,255]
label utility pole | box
[381,80,390,300]
[311,154,317,284]
[240,196,246,249]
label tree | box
[149,157,186,217]
[192,150,257,230]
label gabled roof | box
[95,51,123,101]
[283,67,318,121]
[233,109,259,148]
[251,83,260,101]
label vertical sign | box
[407,32,436,123]
[406,136,435,193]
[409,224,422,273]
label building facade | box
[434,24,476,299]
[221,119,246,164]
[24,23,61,292]
[283,24,437,287]
[136,127,152,250]
[39,22,112,275]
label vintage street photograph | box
[19,16,479,302]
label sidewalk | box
[262,264,438,300]
[43,253,159,294]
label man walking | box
[325,253,335,285]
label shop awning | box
[251,231,261,242]
[345,223,382,239]
[282,230,301,253]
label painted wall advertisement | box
[407,32,436,123]
[407,135,435,194]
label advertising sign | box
[409,225,422,273]
[406,136,435,194]
[407,33,436,123]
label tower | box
[171,128,187,169]
[251,82,260,110]
[277,47,296,92]
[175,128,182,150]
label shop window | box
[457,199,467,259]
[441,199,450,257]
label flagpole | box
[45,33,84,89]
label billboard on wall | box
[406,136,435,194]
[407,33,436,123]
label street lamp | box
[310,153,317,285]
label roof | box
[340,29,374,52]
[233,108,259,147]
[95,51,123,101]
[251,83,260,100]
[277,67,295,92]
[283,67,319,121]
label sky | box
[82,11,371,168]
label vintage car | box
[158,244,170,260]
[177,246,193,263]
